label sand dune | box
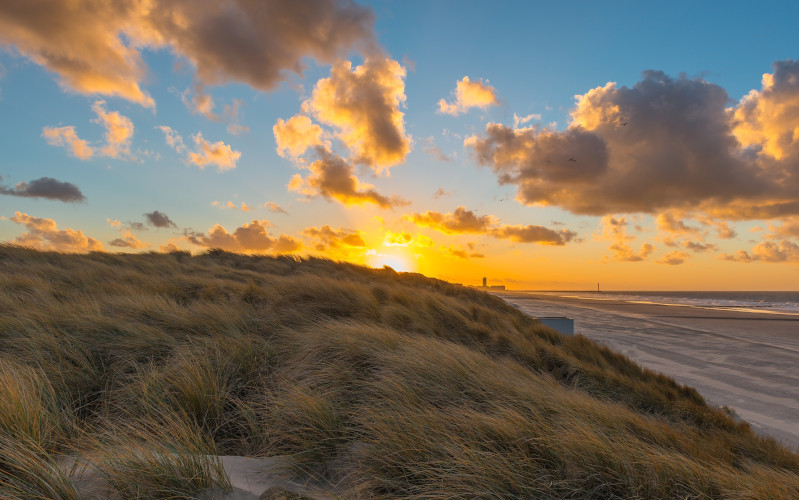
[497,292,799,450]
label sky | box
[2,0,799,290]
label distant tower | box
[482,277,487,287]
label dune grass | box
[0,244,798,498]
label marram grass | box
[0,244,798,498]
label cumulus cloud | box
[302,57,410,174]
[109,229,148,249]
[288,147,407,208]
[595,215,654,262]
[303,225,366,252]
[466,66,799,219]
[490,224,577,245]
[0,0,376,107]
[186,220,301,254]
[0,176,85,202]
[9,211,103,252]
[43,100,136,160]
[273,115,326,158]
[731,59,799,161]
[514,113,541,128]
[187,133,241,171]
[91,100,134,158]
[41,126,94,159]
[722,240,799,263]
[144,210,177,228]
[404,206,494,234]
[405,205,577,246]
[438,76,499,115]
[656,250,689,265]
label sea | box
[521,291,799,315]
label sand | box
[496,291,799,450]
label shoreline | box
[495,291,799,450]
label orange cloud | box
[273,115,326,158]
[186,220,301,254]
[92,100,134,159]
[0,0,376,107]
[731,60,799,161]
[10,212,103,252]
[262,202,288,215]
[109,229,148,249]
[656,250,689,266]
[303,57,410,174]
[722,240,799,264]
[41,126,94,159]
[405,206,577,245]
[438,76,499,115]
[303,225,366,252]
[187,133,241,171]
[288,148,407,208]
[404,206,494,234]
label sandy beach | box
[496,291,799,450]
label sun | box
[367,249,415,273]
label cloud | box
[683,240,718,253]
[514,113,541,128]
[490,224,577,245]
[144,210,177,228]
[186,220,301,254]
[656,211,701,235]
[404,206,494,234]
[303,225,366,251]
[433,188,451,199]
[302,57,410,174]
[405,205,577,246]
[262,202,288,215]
[731,59,799,161]
[273,115,326,158]
[722,240,799,263]
[656,250,689,265]
[0,0,376,107]
[187,133,241,171]
[422,137,451,161]
[157,126,187,153]
[41,126,94,159]
[0,177,85,202]
[438,76,499,116]
[109,229,148,249]
[288,147,407,208]
[91,100,134,159]
[43,100,136,160]
[182,86,249,134]
[605,242,655,263]
[445,245,485,259]
[9,211,103,252]
[466,67,799,218]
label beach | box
[496,291,799,450]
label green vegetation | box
[1,244,798,498]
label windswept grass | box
[1,244,798,498]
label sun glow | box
[367,248,415,273]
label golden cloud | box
[10,212,103,252]
[303,57,410,174]
[187,133,241,171]
[722,240,799,263]
[288,147,407,208]
[438,76,499,116]
[186,220,301,254]
[303,225,367,252]
[0,0,376,107]
[273,115,326,158]
[41,126,94,160]
[92,100,134,159]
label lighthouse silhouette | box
[482,277,487,287]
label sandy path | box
[495,292,799,450]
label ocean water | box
[526,291,799,315]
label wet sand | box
[495,291,799,450]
